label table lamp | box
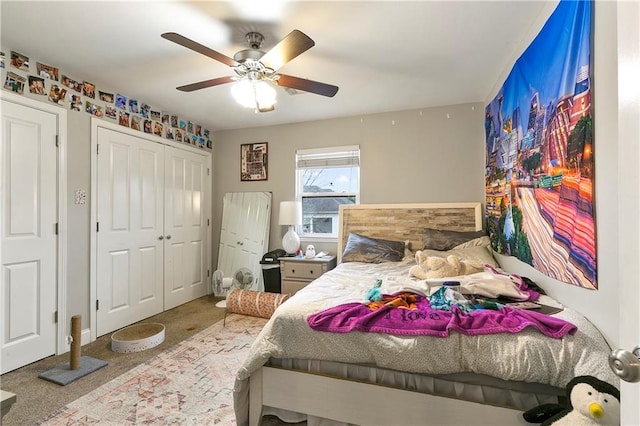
[279,201,302,254]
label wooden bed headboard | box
[337,202,483,263]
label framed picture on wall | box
[241,142,268,181]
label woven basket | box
[226,289,290,319]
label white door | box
[1,100,57,373]
[163,146,209,310]
[96,127,164,336]
[217,192,271,291]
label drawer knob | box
[291,269,295,273]
[310,270,314,274]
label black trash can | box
[261,249,285,293]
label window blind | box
[296,145,360,169]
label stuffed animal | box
[409,250,484,280]
[522,375,620,425]
[409,254,462,279]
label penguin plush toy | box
[523,375,620,425]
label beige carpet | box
[33,313,268,424]
[0,296,298,425]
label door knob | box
[158,235,164,240]
[608,345,640,382]
[166,235,172,240]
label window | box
[295,145,360,239]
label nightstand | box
[279,255,337,295]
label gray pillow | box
[423,228,487,251]
[342,233,405,263]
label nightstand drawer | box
[282,262,322,280]
[282,280,308,295]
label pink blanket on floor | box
[307,293,576,339]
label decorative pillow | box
[341,232,405,263]
[423,228,487,251]
[226,289,290,319]
[454,235,492,249]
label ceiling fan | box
[161,29,339,112]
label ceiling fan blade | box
[176,76,235,92]
[161,32,239,67]
[259,30,315,71]
[277,74,339,97]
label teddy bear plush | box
[409,250,486,280]
[409,251,463,279]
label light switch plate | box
[74,189,86,205]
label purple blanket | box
[307,294,576,339]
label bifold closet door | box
[96,128,164,336]
[163,146,209,310]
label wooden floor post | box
[70,315,81,370]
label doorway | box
[1,93,67,373]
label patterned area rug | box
[37,314,268,425]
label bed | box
[233,202,617,426]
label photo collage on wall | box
[1,49,212,150]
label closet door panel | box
[164,146,208,309]
[96,128,164,336]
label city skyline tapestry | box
[484,0,596,288]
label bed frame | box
[248,202,525,425]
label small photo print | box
[4,72,26,94]
[203,129,210,139]
[105,105,117,119]
[154,122,163,136]
[82,81,95,98]
[131,115,141,131]
[206,139,212,149]
[36,62,59,80]
[140,103,150,118]
[166,128,174,140]
[0,51,5,69]
[198,137,206,148]
[161,113,169,124]
[195,125,202,136]
[85,101,104,117]
[118,111,130,127]
[115,94,127,109]
[171,115,178,128]
[175,129,182,142]
[99,91,114,103]
[69,94,82,111]
[143,119,152,134]
[28,76,46,95]
[191,135,197,146]
[187,121,194,134]
[179,120,186,131]
[61,75,81,92]
[48,85,67,105]
[153,111,163,122]
[10,51,29,71]
[128,99,139,114]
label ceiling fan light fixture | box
[231,78,277,111]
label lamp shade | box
[279,201,302,225]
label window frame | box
[295,145,360,241]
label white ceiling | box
[1,1,554,132]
